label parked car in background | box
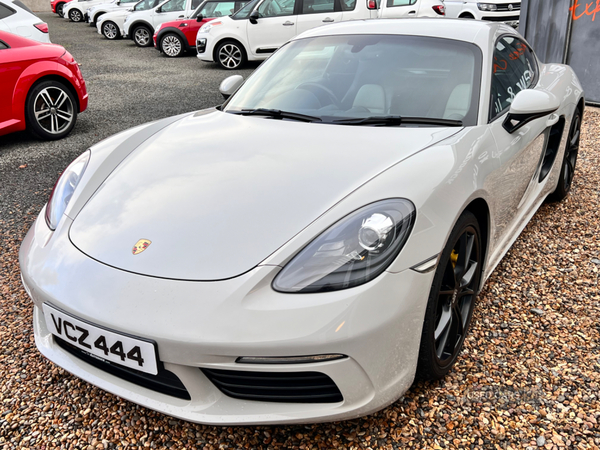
[97,0,160,38]
[63,0,110,22]
[0,31,87,139]
[444,0,520,26]
[0,0,50,42]
[378,0,445,18]
[153,0,247,57]
[195,0,443,69]
[124,0,202,46]
[50,0,73,17]
[86,0,138,26]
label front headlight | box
[199,21,221,33]
[273,199,415,293]
[45,150,90,230]
[477,2,497,10]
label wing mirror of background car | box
[196,13,203,21]
[155,6,162,12]
[219,75,244,100]
[249,10,259,23]
[502,89,560,134]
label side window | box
[0,3,16,19]
[191,0,202,9]
[257,0,295,17]
[0,40,9,50]
[386,0,415,6]
[339,0,355,10]
[490,36,537,119]
[302,0,334,14]
[121,0,138,4]
[161,0,185,12]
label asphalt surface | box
[0,12,256,220]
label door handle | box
[546,113,559,127]
[178,14,184,17]
[282,20,294,25]
[407,10,416,14]
[322,17,334,22]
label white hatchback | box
[0,0,50,42]
[64,0,112,22]
[123,0,203,46]
[196,0,445,69]
[86,0,138,25]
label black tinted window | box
[302,0,333,14]
[0,40,9,49]
[490,36,537,119]
[386,0,415,6]
[0,3,16,18]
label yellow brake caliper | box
[450,249,458,269]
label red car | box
[153,0,247,57]
[50,0,73,17]
[0,31,88,140]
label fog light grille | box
[196,38,206,54]
[202,368,343,403]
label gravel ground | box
[1,13,600,450]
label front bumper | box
[20,209,433,425]
[196,32,215,62]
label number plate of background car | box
[42,303,158,375]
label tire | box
[548,109,582,202]
[69,8,83,22]
[215,40,246,70]
[56,2,65,17]
[25,80,78,141]
[459,13,474,19]
[102,21,120,40]
[416,211,482,381]
[160,33,184,57]
[90,12,104,26]
[132,25,152,47]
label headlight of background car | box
[199,21,221,33]
[45,150,90,231]
[477,3,497,10]
[273,199,415,293]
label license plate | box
[43,303,159,375]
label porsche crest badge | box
[132,239,152,255]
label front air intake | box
[201,368,343,403]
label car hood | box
[70,110,459,280]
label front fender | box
[157,27,191,51]
[12,61,78,126]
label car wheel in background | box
[69,9,83,22]
[25,80,78,140]
[216,40,246,70]
[416,210,482,381]
[133,25,152,47]
[102,21,120,39]
[56,2,65,16]
[549,109,582,202]
[160,33,184,57]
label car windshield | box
[134,0,159,10]
[225,34,482,126]
[230,0,257,19]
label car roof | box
[292,18,517,46]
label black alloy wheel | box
[549,109,582,202]
[416,211,482,381]
[56,2,65,16]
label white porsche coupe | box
[20,19,584,425]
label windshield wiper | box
[227,108,322,123]
[332,116,463,127]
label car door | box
[488,35,549,240]
[152,0,186,27]
[246,0,297,56]
[295,0,341,35]
[378,0,419,18]
[443,0,463,18]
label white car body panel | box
[21,19,584,425]
[96,7,132,35]
[87,0,137,24]
[63,0,112,20]
[123,0,197,36]
[0,0,50,42]
[378,0,444,18]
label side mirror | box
[503,89,560,134]
[196,13,203,21]
[155,6,162,12]
[219,75,244,100]
[249,10,259,24]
